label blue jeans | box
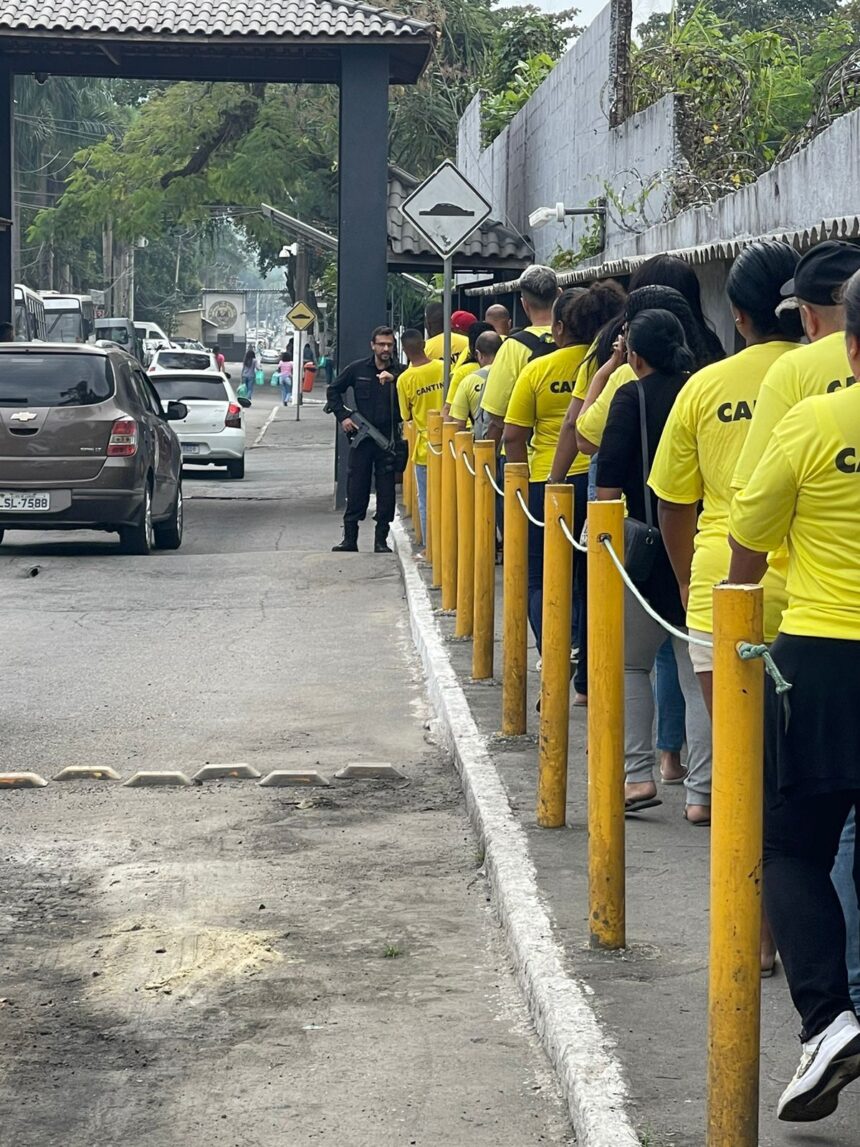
[654,638,686,753]
[415,463,427,544]
[242,370,255,401]
[281,378,292,404]
[832,810,860,1011]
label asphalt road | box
[0,390,573,1146]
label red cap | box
[451,310,478,334]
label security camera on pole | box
[400,160,492,396]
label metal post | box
[441,421,458,610]
[537,483,574,828]
[502,463,529,736]
[292,329,303,421]
[428,410,443,589]
[454,432,475,638]
[472,439,496,681]
[587,500,626,948]
[442,255,453,397]
[336,46,389,510]
[707,584,764,1147]
[0,63,12,327]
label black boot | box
[374,525,392,554]
[332,523,359,552]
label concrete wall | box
[457,5,680,264]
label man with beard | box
[326,325,405,553]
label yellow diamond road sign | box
[288,301,316,332]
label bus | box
[13,284,47,341]
[41,292,95,343]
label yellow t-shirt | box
[576,364,637,448]
[572,340,600,401]
[398,360,445,465]
[446,358,479,406]
[450,368,486,424]
[648,342,796,639]
[480,327,553,418]
[729,385,860,639]
[732,331,855,490]
[505,344,589,481]
[424,332,468,365]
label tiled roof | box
[0,0,433,40]
[388,165,532,269]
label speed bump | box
[0,772,47,788]
[123,771,192,787]
[259,770,331,788]
[334,763,406,780]
[192,764,261,782]
[53,766,122,782]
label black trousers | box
[343,440,395,531]
[763,683,860,1038]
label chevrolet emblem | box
[10,411,37,422]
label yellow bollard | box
[472,439,497,680]
[537,483,574,828]
[587,500,626,949]
[402,421,413,517]
[454,432,475,638]
[441,421,459,611]
[707,584,764,1147]
[428,410,443,588]
[502,463,529,736]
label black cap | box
[781,241,860,306]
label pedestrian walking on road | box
[276,352,293,405]
[726,267,860,1125]
[326,325,405,553]
[241,347,259,404]
[214,344,226,373]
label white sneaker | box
[778,1010,860,1122]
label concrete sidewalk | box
[394,501,860,1147]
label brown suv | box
[0,343,186,554]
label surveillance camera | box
[528,202,566,229]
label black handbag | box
[623,380,661,584]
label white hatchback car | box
[150,370,248,479]
[148,348,220,375]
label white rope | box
[515,488,544,528]
[559,516,588,554]
[427,441,443,456]
[600,537,714,649]
[448,440,457,460]
[483,463,505,497]
[462,454,476,477]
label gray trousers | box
[624,589,712,805]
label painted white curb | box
[392,516,640,1147]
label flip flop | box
[661,772,688,786]
[624,796,662,815]
[684,808,711,827]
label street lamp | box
[528,198,607,251]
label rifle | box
[323,400,394,454]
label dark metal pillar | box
[335,46,389,509]
[0,62,13,328]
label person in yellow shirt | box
[442,321,493,415]
[485,303,512,337]
[398,329,445,545]
[422,301,470,365]
[733,241,860,491]
[505,282,625,660]
[648,241,802,718]
[449,331,502,429]
[725,267,860,1125]
[479,264,560,446]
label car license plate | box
[0,492,51,511]
[181,443,201,455]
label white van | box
[134,320,171,344]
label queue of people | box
[324,244,860,1123]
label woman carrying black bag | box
[596,309,712,820]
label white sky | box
[516,0,674,35]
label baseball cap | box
[451,310,478,334]
[781,241,860,306]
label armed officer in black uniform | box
[326,325,405,553]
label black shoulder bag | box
[622,380,661,584]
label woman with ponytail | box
[596,309,713,825]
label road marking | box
[252,405,278,448]
[335,763,406,780]
[0,772,47,788]
[123,770,192,787]
[259,770,331,787]
[53,765,121,781]
[192,763,261,781]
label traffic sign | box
[287,300,316,332]
[400,160,492,258]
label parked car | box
[147,348,219,375]
[0,343,186,553]
[259,347,282,365]
[149,369,248,479]
[141,337,170,367]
